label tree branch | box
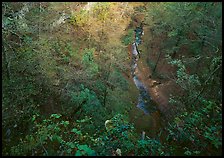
[189,63,222,107]
[39,137,48,156]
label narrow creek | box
[128,24,163,138]
[131,26,158,115]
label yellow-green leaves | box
[92,2,111,22]
[70,10,88,28]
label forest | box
[2,2,222,156]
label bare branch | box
[188,63,222,107]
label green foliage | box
[148,2,222,58]
[11,113,169,156]
[94,114,167,156]
[75,144,96,156]
[51,40,74,64]
[2,2,222,156]
[50,113,62,119]
[70,9,88,28]
[135,5,146,12]
[110,69,128,90]
[136,139,165,156]
[71,128,82,135]
[121,28,134,46]
[168,58,201,92]
[82,48,94,65]
[147,59,156,72]
[10,113,96,156]
[2,41,48,155]
[210,56,222,72]
[70,84,102,115]
[166,99,222,155]
[145,2,222,156]
[68,84,107,133]
[92,2,111,21]
[65,42,80,61]
[94,114,137,156]
[82,48,99,77]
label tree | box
[143,2,222,155]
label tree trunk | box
[88,9,90,49]
[102,61,112,107]
[194,37,205,74]
[152,49,162,76]
[38,2,41,40]
[171,36,180,59]
[2,45,11,81]
[103,87,108,107]
[70,100,87,119]
[142,131,145,140]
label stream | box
[131,26,157,115]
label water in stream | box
[131,27,157,115]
